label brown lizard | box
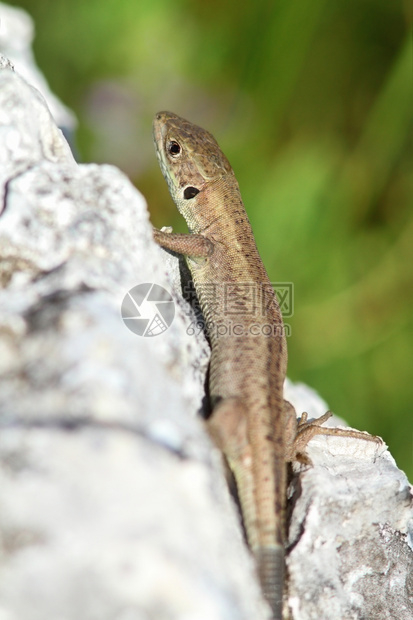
[152,111,380,619]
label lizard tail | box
[255,545,284,620]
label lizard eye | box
[168,141,181,157]
[184,186,200,200]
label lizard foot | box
[285,403,382,465]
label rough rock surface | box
[0,55,412,620]
[0,59,266,620]
[0,1,76,132]
[286,405,413,620]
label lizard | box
[151,111,380,619]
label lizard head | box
[153,111,233,215]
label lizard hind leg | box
[205,397,250,495]
[206,397,263,559]
[284,401,382,465]
[206,397,249,460]
[208,399,285,620]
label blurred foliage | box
[5,0,413,479]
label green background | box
[5,0,412,479]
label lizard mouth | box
[152,112,181,197]
[153,111,181,149]
[152,113,166,157]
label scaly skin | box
[152,111,287,618]
[152,111,381,619]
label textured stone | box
[0,1,76,132]
[285,419,413,620]
[0,59,266,620]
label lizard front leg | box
[153,227,213,259]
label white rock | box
[284,383,413,619]
[0,1,76,132]
[287,427,413,620]
[0,60,267,620]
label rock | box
[0,1,76,134]
[0,54,412,620]
[285,410,413,620]
[0,59,266,620]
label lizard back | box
[153,111,288,619]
